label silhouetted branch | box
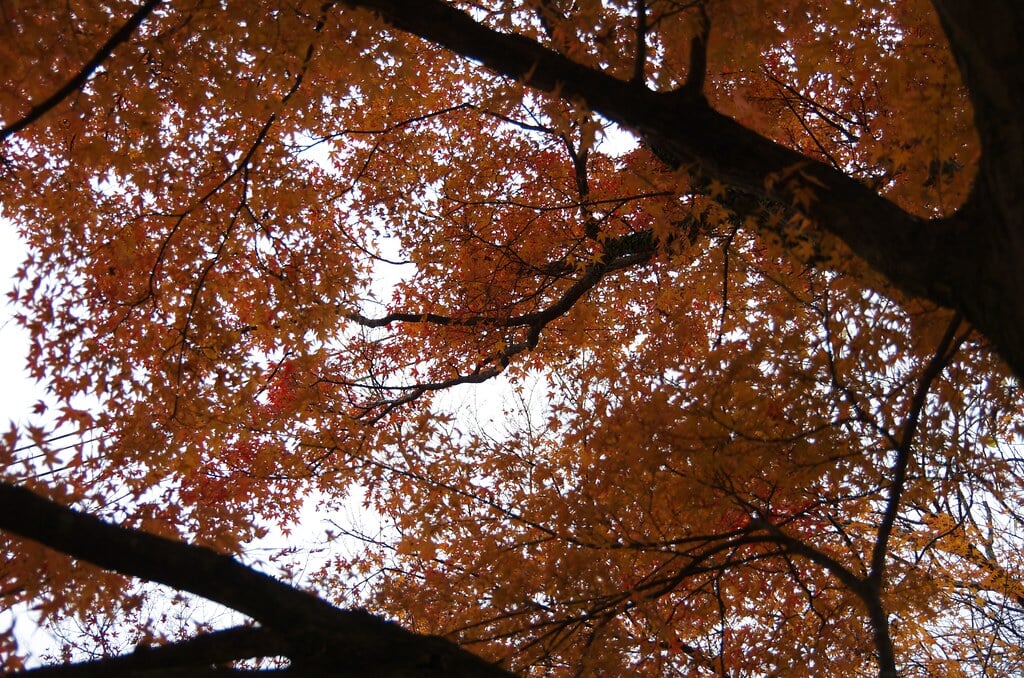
[869,313,966,581]
[0,0,163,142]
[0,482,515,677]
[18,626,283,676]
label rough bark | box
[0,482,514,677]
[340,0,1024,379]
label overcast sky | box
[0,221,47,435]
[0,219,58,663]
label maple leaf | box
[1,1,1023,676]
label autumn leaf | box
[1,1,1023,677]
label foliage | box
[2,0,1023,675]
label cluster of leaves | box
[1,0,1023,675]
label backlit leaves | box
[1,0,1020,676]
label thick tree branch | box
[0,482,515,677]
[631,0,648,84]
[683,2,709,93]
[338,0,1024,378]
[336,1,940,292]
[927,0,1024,377]
[930,0,1023,183]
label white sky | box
[0,222,46,427]
[0,219,60,663]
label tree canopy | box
[2,0,1023,676]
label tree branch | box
[0,0,163,142]
[683,2,709,93]
[631,0,648,84]
[336,0,942,294]
[869,313,966,582]
[336,0,1024,378]
[18,626,285,676]
[0,482,515,677]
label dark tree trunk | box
[929,0,1024,378]
[341,0,1024,379]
